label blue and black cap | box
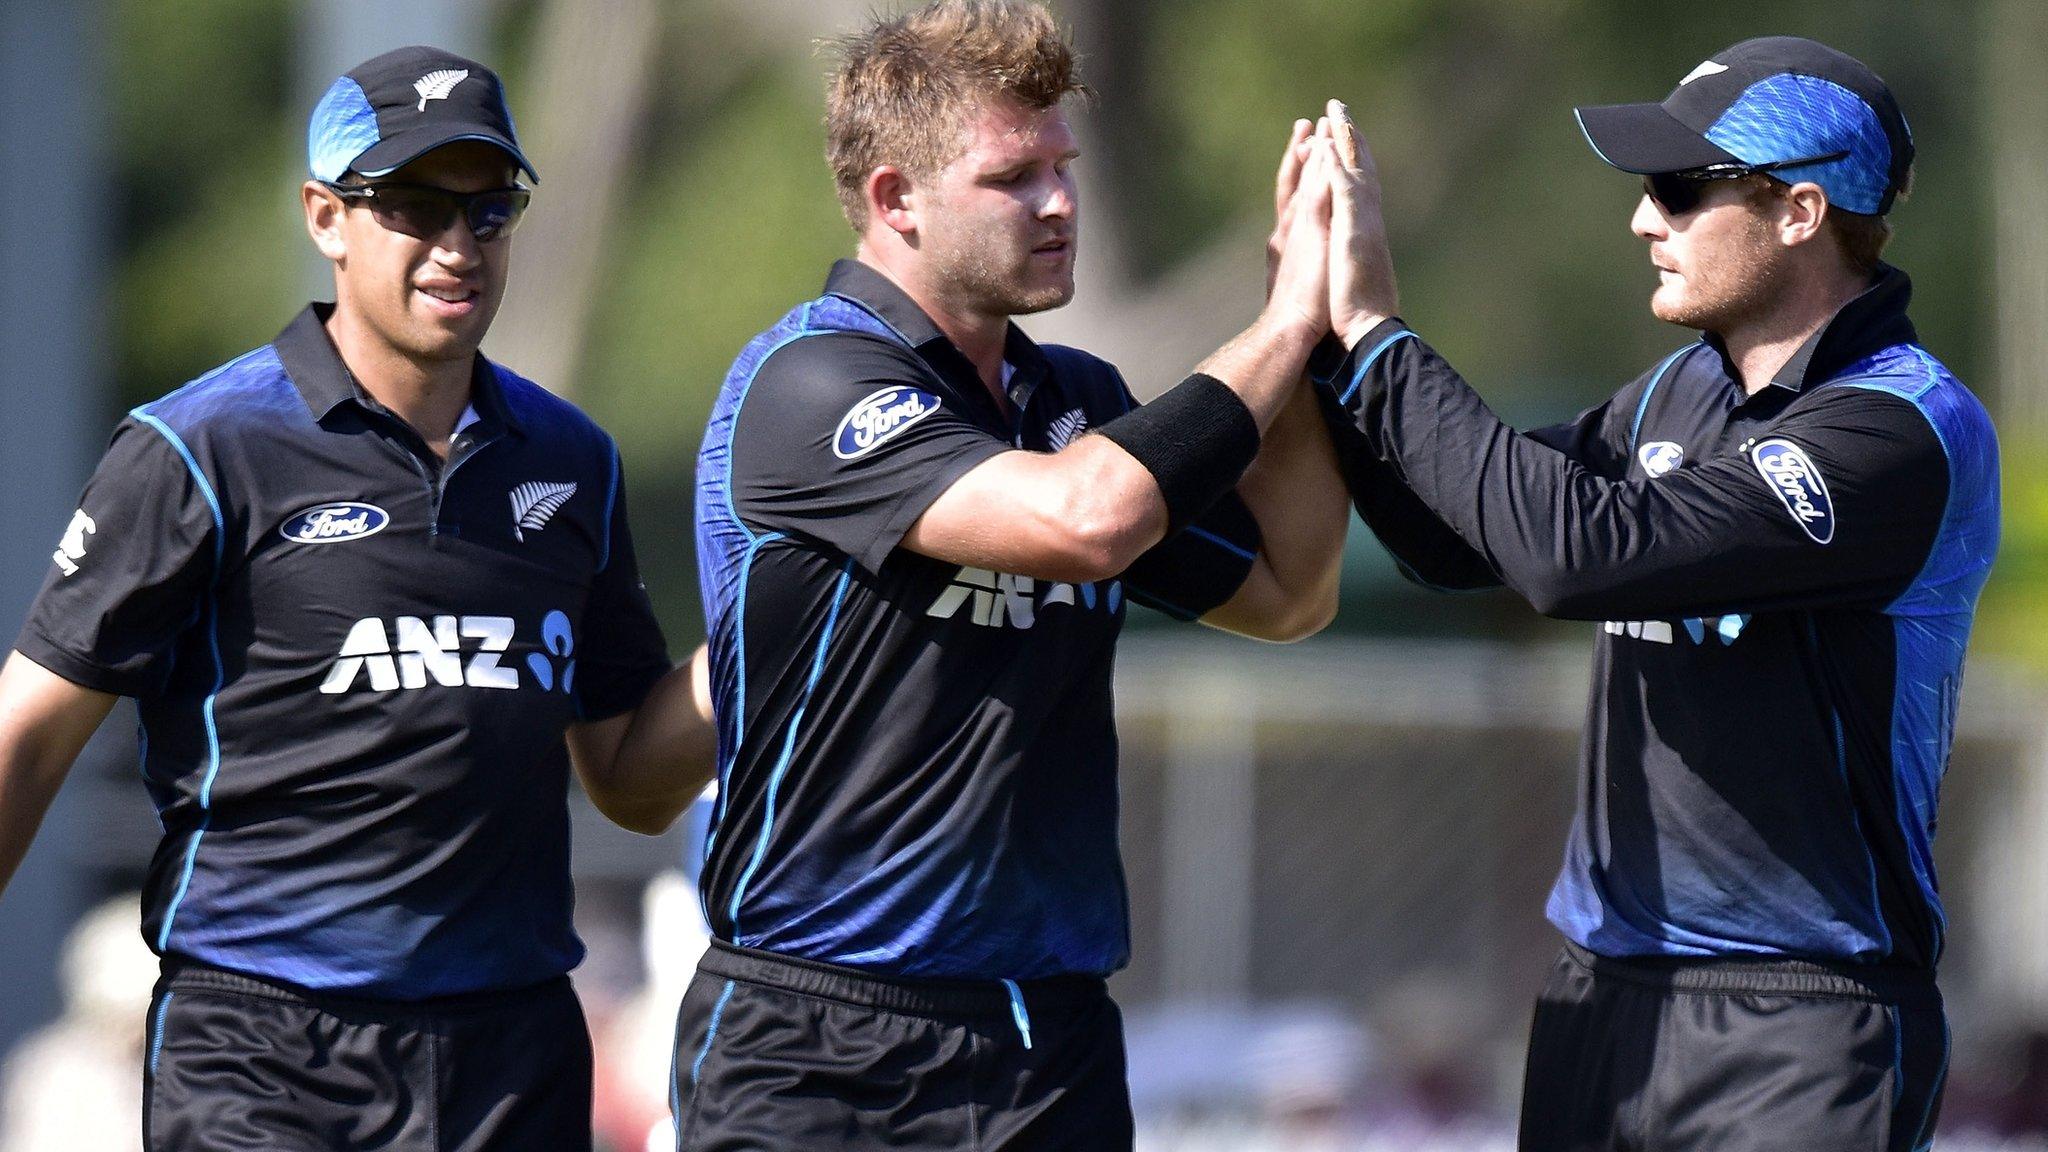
[1575,36,1911,216]
[308,45,538,184]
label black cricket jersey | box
[18,304,670,998]
[1314,267,1999,967]
[693,260,1259,981]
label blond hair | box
[825,0,1088,229]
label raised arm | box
[901,139,1339,584]
[1316,105,1972,621]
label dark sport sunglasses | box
[322,181,532,242]
[1641,150,1849,216]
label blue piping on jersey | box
[703,531,784,873]
[148,990,174,1075]
[1002,979,1034,1049]
[728,560,855,937]
[1845,355,1982,958]
[597,442,621,572]
[1185,525,1255,562]
[1337,330,1419,407]
[722,329,845,543]
[690,979,736,1087]
[705,322,842,846]
[132,410,227,953]
[1627,344,1699,454]
[667,1004,684,1146]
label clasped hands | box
[1265,98,1400,352]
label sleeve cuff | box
[13,627,154,698]
[1320,319,1416,409]
[857,439,1011,575]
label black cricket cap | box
[307,46,537,184]
[1574,36,1912,215]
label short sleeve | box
[1120,491,1261,620]
[729,335,1009,573]
[573,451,672,720]
[15,418,220,697]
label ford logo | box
[1750,439,1834,545]
[280,502,390,545]
[834,386,941,460]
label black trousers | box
[1520,941,1948,1152]
[143,956,593,1152]
[672,941,1134,1151]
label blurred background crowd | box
[2,1,2046,1148]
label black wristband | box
[1094,373,1261,532]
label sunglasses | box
[322,181,532,242]
[1641,150,1850,216]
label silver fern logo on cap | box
[510,481,577,542]
[413,69,470,111]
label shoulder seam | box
[140,346,282,424]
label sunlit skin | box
[1632,181,1790,334]
[1629,177,1865,394]
[858,98,1081,398]
[301,140,518,444]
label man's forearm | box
[1195,314,1324,432]
[0,654,114,902]
[1204,378,1348,639]
[0,757,70,901]
[573,650,717,835]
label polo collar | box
[821,259,1053,419]
[273,303,521,435]
[1704,264,1919,394]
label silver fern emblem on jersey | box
[414,69,469,111]
[510,481,577,542]
[1047,408,1088,451]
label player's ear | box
[304,181,348,263]
[868,166,919,240]
[1778,182,1829,250]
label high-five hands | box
[1265,101,1401,350]
[1262,121,1335,341]
[1320,98,1399,349]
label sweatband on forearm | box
[1094,372,1261,532]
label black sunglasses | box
[1641,150,1850,216]
[322,181,532,242]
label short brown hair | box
[1739,168,1910,277]
[825,0,1088,229]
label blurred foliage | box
[98,0,2044,662]
[1979,436,2048,669]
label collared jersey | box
[18,305,670,998]
[694,261,1258,981]
[1315,267,1999,968]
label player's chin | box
[1004,275,1075,316]
[1648,286,1696,327]
[404,318,490,363]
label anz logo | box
[1603,614,1752,647]
[319,611,575,694]
[928,567,1121,630]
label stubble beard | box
[925,228,1075,320]
[1651,215,1791,336]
